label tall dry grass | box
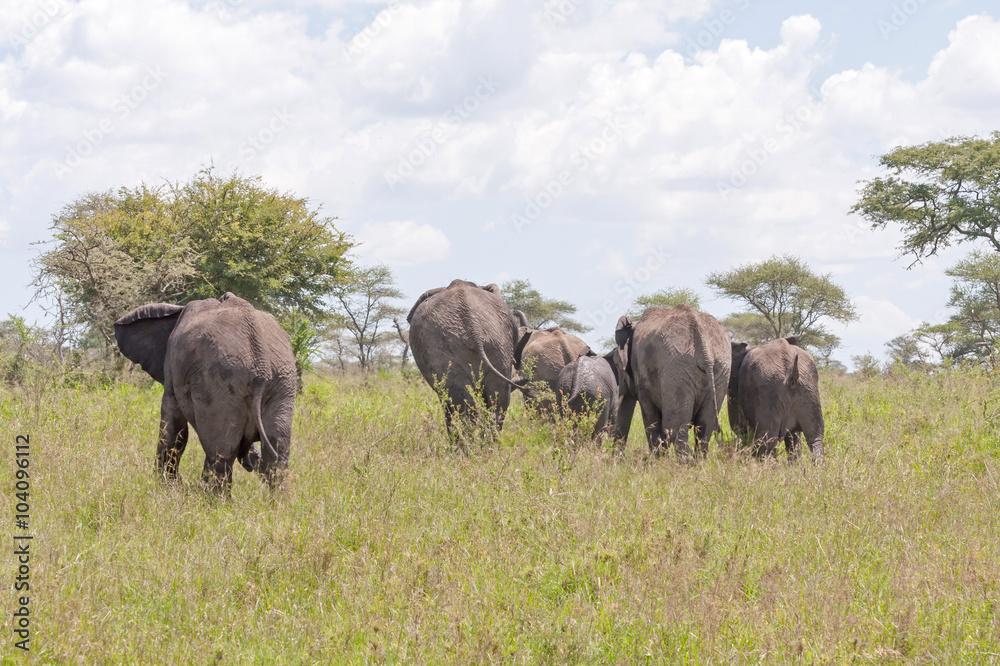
[0,367,998,663]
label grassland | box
[1,367,999,664]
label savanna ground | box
[1,366,999,664]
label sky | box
[2,0,999,367]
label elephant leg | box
[614,394,637,443]
[637,395,665,454]
[257,402,293,489]
[202,455,235,493]
[662,397,696,462]
[692,399,720,459]
[157,392,188,479]
[802,425,824,462]
[785,431,802,461]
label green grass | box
[1,368,999,663]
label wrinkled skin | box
[115,293,296,491]
[729,337,824,461]
[407,279,520,434]
[514,325,590,413]
[556,349,620,437]
[614,305,731,460]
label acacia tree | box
[332,264,406,371]
[851,132,1000,264]
[32,168,352,357]
[501,279,589,332]
[627,288,701,319]
[705,255,858,351]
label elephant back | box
[408,280,517,386]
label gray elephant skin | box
[514,323,590,412]
[407,279,521,433]
[556,348,620,437]
[614,305,731,459]
[115,293,296,489]
[729,337,825,460]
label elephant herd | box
[407,279,824,461]
[115,280,824,493]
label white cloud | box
[355,220,451,266]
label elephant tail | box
[252,381,279,462]
[567,360,584,405]
[475,340,521,391]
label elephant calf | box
[729,337,824,461]
[513,322,590,414]
[556,349,620,438]
[115,293,296,490]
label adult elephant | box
[407,279,521,434]
[513,323,590,413]
[115,293,296,490]
[613,305,731,460]
[556,348,619,438]
[729,337,824,460]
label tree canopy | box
[851,132,1000,264]
[705,254,858,351]
[32,167,352,346]
[627,288,701,319]
[331,264,406,371]
[501,279,589,332]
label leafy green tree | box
[851,353,882,379]
[32,168,352,349]
[178,168,351,314]
[501,279,589,332]
[627,288,701,319]
[332,264,406,371]
[851,132,1000,263]
[885,333,932,369]
[31,188,198,346]
[705,255,858,351]
[939,250,1000,368]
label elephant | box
[407,279,521,435]
[115,293,296,490]
[729,337,824,460]
[513,323,590,413]
[556,348,620,437]
[613,305,731,460]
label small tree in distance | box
[502,279,589,332]
[627,288,701,319]
[332,264,406,371]
[706,254,858,353]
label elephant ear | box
[785,336,799,347]
[483,283,502,295]
[513,327,532,370]
[512,309,529,328]
[732,341,749,357]
[614,315,633,349]
[114,303,184,384]
[614,315,635,380]
[580,346,596,358]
